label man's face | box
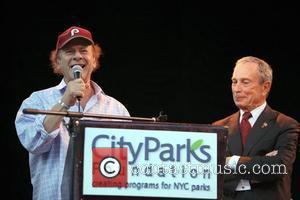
[57,38,96,83]
[231,62,271,111]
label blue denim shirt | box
[15,79,130,200]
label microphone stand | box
[23,108,167,122]
[22,108,167,200]
[67,116,79,200]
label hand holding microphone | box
[60,65,85,110]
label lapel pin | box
[261,122,268,128]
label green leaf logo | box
[191,139,203,151]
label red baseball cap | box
[56,26,94,50]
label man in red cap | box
[15,26,130,200]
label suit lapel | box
[228,112,243,155]
[243,105,277,155]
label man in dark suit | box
[213,56,299,200]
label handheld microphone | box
[71,65,83,102]
[72,65,83,79]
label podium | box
[72,120,228,200]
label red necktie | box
[240,112,252,146]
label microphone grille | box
[72,65,83,79]
[72,65,83,73]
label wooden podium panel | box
[73,120,228,200]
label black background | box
[2,1,299,199]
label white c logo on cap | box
[71,28,79,36]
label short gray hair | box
[235,56,273,84]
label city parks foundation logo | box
[92,148,128,187]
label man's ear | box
[92,56,97,70]
[263,81,272,96]
[55,54,63,74]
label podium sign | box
[76,121,227,200]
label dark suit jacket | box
[213,105,299,200]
